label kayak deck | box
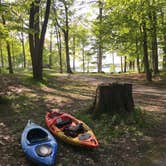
[45,111,99,148]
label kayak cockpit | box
[27,128,49,144]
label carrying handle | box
[27,119,32,125]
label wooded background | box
[0,0,165,81]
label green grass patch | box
[74,107,156,143]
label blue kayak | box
[21,120,58,166]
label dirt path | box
[70,74,166,113]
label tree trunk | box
[135,37,140,73]
[120,56,123,72]
[49,29,53,68]
[6,42,13,74]
[55,26,63,73]
[98,0,103,73]
[12,41,15,68]
[149,9,158,74]
[72,36,76,72]
[29,0,51,80]
[21,31,26,68]
[92,83,134,115]
[124,56,127,72]
[87,60,90,73]
[142,20,152,81]
[129,61,132,71]
[82,44,85,72]
[64,4,72,73]
[163,34,166,70]
[0,47,4,68]
[2,15,13,73]
[160,8,166,70]
[132,61,135,71]
[112,53,115,72]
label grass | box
[74,107,158,143]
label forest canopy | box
[0,0,165,81]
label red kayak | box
[45,111,99,148]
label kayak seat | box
[27,129,48,144]
[56,118,72,128]
[63,123,84,137]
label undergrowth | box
[75,107,156,143]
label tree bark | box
[92,83,134,115]
[82,44,85,72]
[163,34,166,70]
[6,42,13,74]
[29,0,51,80]
[64,3,72,73]
[2,15,13,73]
[0,46,4,68]
[124,56,127,72]
[12,41,15,68]
[129,61,132,71]
[120,56,123,72]
[142,20,152,81]
[21,31,26,68]
[135,37,140,73]
[149,9,158,74]
[72,36,76,72]
[55,26,63,73]
[98,0,103,73]
[49,29,53,68]
[160,8,166,70]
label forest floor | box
[0,71,166,166]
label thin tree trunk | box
[12,41,15,68]
[132,61,135,71]
[21,31,26,68]
[2,15,13,73]
[149,8,158,74]
[56,27,63,73]
[0,46,4,68]
[49,29,53,68]
[135,36,140,73]
[6,42,13,74]
[142,20,152,81]
[59,32,63,73]
[82,44,85,72]
[129,61,132,71]
[87,59,90,73]
[64,4,72,73]
[121,56,123,72]
[72,36,76,72]
[112,53,115,72]
[98,0,103,73]
[124,56,127,72]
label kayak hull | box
[21,121,58,166]
[45,111,99,148]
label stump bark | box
[92,83,134,115]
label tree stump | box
[92,83,134,115]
